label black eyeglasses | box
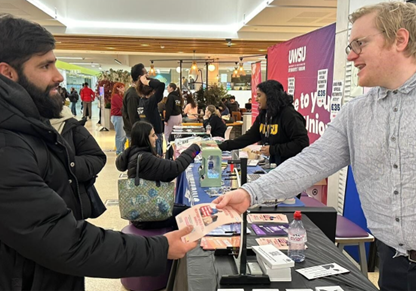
[345,32,384,55]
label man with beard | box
[135,64,165,156]
[0,15,197,291]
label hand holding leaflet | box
[175,203,241,242]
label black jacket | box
[53,113,107,218]
[138,79,165,134]
[116,144,200,182]
[122,86,140,136]
[203,115,227,138]
[0,75,169,290]
[68,90,79,103]
[219,105,309,165]
[165,91,182,121]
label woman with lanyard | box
[218,80,309,166]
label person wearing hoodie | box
[164,82,183,142]
[0,15,197,290]
[219,80,309,166]
[50,106,107,218]
[116,121,200,229]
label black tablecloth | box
[169,215,378,291]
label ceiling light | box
[56,57,84,60]
[176,66,181,73]
[189,50,198,74]
[232,62,239,78]
[208,64,216,72]
[238,58,246,76]
[149,61,156,76]
[141,44,149,47]
[114,59,122,65]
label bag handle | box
[134,153,161,187]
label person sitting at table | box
[203,105,227,138]
[116,121,200,229]
[183,94,198,122]
[218,80,309,166]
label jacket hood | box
[50,106,74,134]
[116,145,151,170]
[0,74,60,143]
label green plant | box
[194,84,230,110]
[95,69,131,107]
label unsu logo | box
[288,46,306,64]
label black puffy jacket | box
[116,144,200,181]
[0,75,169,290]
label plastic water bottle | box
[206,123,211,135]
[288,211,307,262]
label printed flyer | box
[176,203,241,242]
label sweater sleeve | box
[269,109,309,160]
[165,94,174,121]
[72,125,107,182]
[148,79,165,108]
[0,138,169,278]
[219,115,262,151]
[138,144,200,182]
[126,92,141,127]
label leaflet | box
[248,213,288,223]
[255,237,289,250]
[206,223,251,236]
[296,263,350,280]
[176,203,241,242]
[200,236,240,250]
[251,223,289,236]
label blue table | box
[175,162,304,208]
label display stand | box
[220,157,270,286]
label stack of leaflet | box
[252,244,294,282]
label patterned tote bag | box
[118,154,175,222]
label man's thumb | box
[178,225,194,235]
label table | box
[175,162,305,208]
[168,215,378,291]
[181,121,243,139]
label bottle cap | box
[294,211,302,220]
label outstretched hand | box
[163,226,198,260]
[212,189,251,214]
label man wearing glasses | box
[214,2,416,290]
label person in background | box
[183,94,198,122]
[219,80,309,166]
[68,87,79,116]
[203,105,227,138]
[80,82,95,120]
[182,76,189,91]
[227,95,240,112]
[50,106,107,219]
[110,82,126,155]
[116,121,200,229]
[122,64,142,142]
[136,67,165,156]
[0,15,197,290]
[158,96,168,116]
[189,76,195,90]
[58,85,68,105]
[164,82,183,142]
[214,3,416,290]
[218,102,230,116]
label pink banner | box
[267,24,335,144]
[251,61,261,124]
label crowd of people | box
[1,2,415,290]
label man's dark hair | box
[0,14,55,71]
[131,63,145,82]
[257,80,293,117]
[229,96,236,100]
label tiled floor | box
[81,104,379,290]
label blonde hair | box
[349,2,416,58]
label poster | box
[330,80,344,121]
[251,61,262,124]
[267,23,336,144]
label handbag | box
[118,154,175,222]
